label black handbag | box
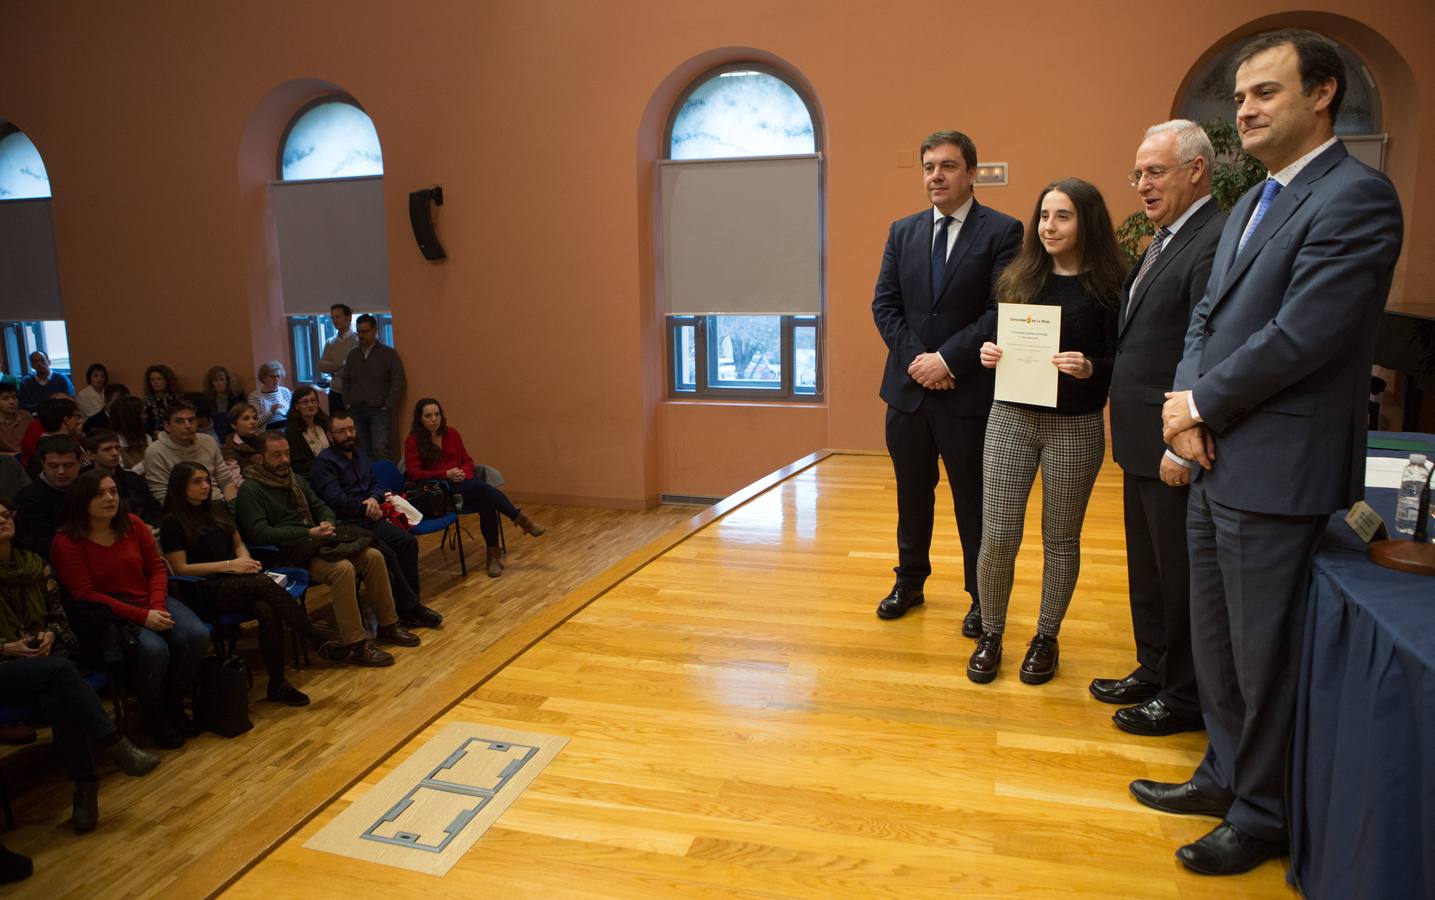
[193,656,253,738]
[406,482,450,519]
[276,524,375,567]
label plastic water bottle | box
[1393,453,1431,536]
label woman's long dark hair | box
[409,397,447,469]
[996,177,1126,309]
[109,396,149,447]
[162,461,235,546]
[60,470,131,540]
[289,384,329,431]
[144,364,181,399]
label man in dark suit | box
[1132,30,1404,875]
[871,131,1022,636]
[1090,120,1226,736]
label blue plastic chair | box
[169,565,314,667]
[372,460,466,576]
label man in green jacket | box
[235,431,420,667]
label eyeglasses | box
[1128,158,1198,188]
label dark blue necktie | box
[1238,178,1282,253]
[931,215,954,300]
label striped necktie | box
[1130,226,1171,296]
[1238,178,1282,252]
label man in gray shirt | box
[317,302,358,413]
[341,314,405,460]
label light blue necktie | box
[1238,178,1283,253]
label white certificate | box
[994,303,1061,408]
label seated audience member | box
[13,436,83,558]
[0,457,28,507]
[142,365,180,434]
[75,364,108,420]
[109,396,151,471]
[17,352,75,413]
[1,504,160,833]
[51,470,209,748]
[221,401,262,488]
[160,462,344,706]
[144,400,235,505]
[86,430,162,526]
[283,385,330,476]
[0,384,35,455]
[405,397,545,577]
[309,411,442,628]
[203,366,245,440]
[235,432,419,666]
[181,393,220,443]
[23,398,89,478]
[83,383,130,433]
[248,361,292,429]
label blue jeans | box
[352,406,392,461]
[128,597,209,708]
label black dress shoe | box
[961,602,982,639]
[967,632,1002,683]
[399,604,444,628]
[1089,674,1159,705]
[876,586,924,620]
[1176,821,1285,875]
[1129,779,1231,817]
[1114,698,1205,736]
[0,843,32,883]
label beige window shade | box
[660,154,820,316]
[268,175,389,314]
[0,199,63,321]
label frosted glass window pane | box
[40,321,70,372]
[0,133,51,200]
[281,102,384,180]
[670,72,815,160]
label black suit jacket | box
[1110,200,1226,478]
[873,200,1023,416]
[1174,142,1404,515]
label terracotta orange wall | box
[2,1,1432,506]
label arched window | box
[1178,32,1385,167]
[0,130,51,199]
[279,99,383,181]
[269,97,391,385]
[661,66,822,400]
[0,126,67,377]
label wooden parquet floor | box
[228,453,1299,899]
[0,501,697,899]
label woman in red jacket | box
[51,470,210,747]
[404,398,544,577]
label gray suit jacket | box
[1111,199,1226,478]
[1173,142,1404,516]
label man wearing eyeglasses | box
[1090,120,1224,738]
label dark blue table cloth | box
[1291,433,1435,899]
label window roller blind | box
[660,155,820,316]
[0,199,63,321]
[268,175,389,314]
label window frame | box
[662,64,825,403]
[666,314,823,401]
[0,320,71,377]
[276,95,377,182]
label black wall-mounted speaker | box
[408,187,446,261]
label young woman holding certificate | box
[968,178,1122,686]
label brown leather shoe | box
[486,545,504,577]
[515,511,546,537]
[1020,634,1059,685]
[376,623,421,648]
[347,640,395,667]
[967,632,1002,683]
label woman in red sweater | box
[404,398,545,577]
[51,470,210,748]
